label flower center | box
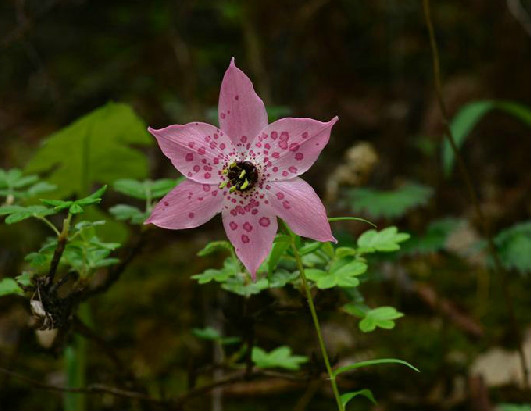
[226,161,258,192]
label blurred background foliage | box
[0,0,530,410]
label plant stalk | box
[289,236,344,411]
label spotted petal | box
[149,122,235,184]
[253,117,338,181]
[267,178,335,243]
[145,179,223,229]
[218,58,268,148]
[221,193,277,279]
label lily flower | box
[145,59,338,278]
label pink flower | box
[145,58,337,278]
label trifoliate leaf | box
[222,277,269,296]
[357,227,410,253]
[359,307,403,332]
[252,346,308,370]
[268,269,298,287]
[25,102,152,199]
[305,261,367,289]
[192,258,240,284]
[0,205,54,224]
[348,183,433,219]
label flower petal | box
[221,191,277,279]
[148,122,236,184]
[252,117,338,181]
[267,177,335,243]
[145,179,223,229]
[218,58,268,148]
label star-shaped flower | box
[145,59,338,278]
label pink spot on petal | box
[193,165,200,172]
[259,217,271,227]
[279,141,288,150]
[188,142,195,148]
[289,143,300,151]
[302,132,309,139]
[221,113,226,119]
[295,152,304,161]
[203,185,211,192]
[282,171,289,177]
[280,132,289,141]
[198,147,206,155]
[185,153,194,161]
[271,131,278,140]
[251,209,258,215]
[243,222,253,232]
[276,192,285,200]
[220,143,226,150]
[241,235,250,244]
[235,95,239,100]
[272,152,280,159]
[204,172,211,179]
[241,136,247,143]
[282,200,291,209]
[229,221,238,230]
[163,201,169,206]
[289,166,297,173]
[188,212,195,218]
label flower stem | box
[289,235,344,411]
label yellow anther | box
[221,169,228,175]
[229,186,237,193]
[218,181,228,189]
[239,170,246,179]
[240,180,250,190]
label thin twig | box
[421,0,529,386]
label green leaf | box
[341,389,376,409]
[76,185,107,205]
[305,261,367,289]
[494,221,531,274]
[252,346,308,370]
[359,307,403,332]
[347,183,433,219]
[151,178,182,198]
[15,271,34,287]
[0,205,54,224]
[357,227,410,253]
[114,178,182,200]
[0,278,24,296]
[495,404,531,411]
[109,204,147,225]
[299,241,322,255]
[222,277,269,296]
[25,102,152,199]
[192,258,240,284]
[268,269,298,288]
[197,241,233,257]
[333,358,419,377]
[443,100,531,176]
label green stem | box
[35,216,60,236]
[289,234,344,411]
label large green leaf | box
[443,100,531,176]
[347,183,433,219]
[25,102,152,198]
[357,227,410,253]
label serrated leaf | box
[333,358,419,377]
[0,278,24,296]
[268,269,298,287]
[114,179,148,199]
[357,227,410,253]
[192,258,240,284]
[25,102,151,199]
[305,261,367,289]
[348,183,433,219]
[252,346,308,370]
[15,271,34,287]
[114,178,182,200]
[0,205,54,224]
[443,100,531,176]
[299,241,322,255]
[359,307,403,332]
[76,185,107,205]
[222,277,268,296]
[341,389,376,408]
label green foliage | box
[25,103,152,199]
[494,221,531,274]
[496,404,531,411]
[41,185,107,215]
[347,183,433,219]
[109,205,146,225]
[197,241,233,257]
[359,307,404,332]
[0,278,24,296]
[192,327,240,345]
[0,205,54,224]
[333,358,419,377]
[268,235,291,274]
[0,169,56,200]
[114,178,182,200]
[357,227,410,253]
[341,389,376,409]
[252,346,308,370]
[402,218,463,254]
[305,261,367,289]
[443,100,531,176]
